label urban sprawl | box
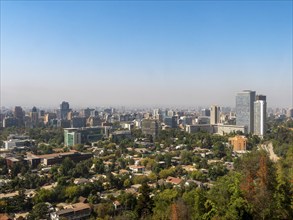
[0,90,292,220]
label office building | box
[71,117,87,128]
[110,130,132,142]
[236,90,256,133]
[201,109,211,117]
[87,116,102,126]
[254,95,267,137]
[197,116,210,124]
[164,116,177,128]
[64,127,105,147]
[60,101,70,120]
[44,113,57,125]
[167,110,175,117]
[210,105,220,125]
[80,108,93,118]
[14,106,24,126]
[256,95,266,101]
[180,116,193,126]
[28,151,92,166]
[141,119,159,138]
[64,129,81,147]
[30,106,39,127]
[153,109,161,117]
[3,117,18,128]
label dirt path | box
[259,142,279,162]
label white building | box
[254,98,267,137]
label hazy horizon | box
[1,1,292,108]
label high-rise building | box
[256,95,266,101]
[30,106,39,127]
[3,117,18,128]
[254,95,267,136]
[60,101,70,120]
[164,116,177,128]
[80,108,93,118]
[287,108,293,118]
[210,105,220,125]
[141,119,159,138]
[64,129,81,147]
[71,117,86,128]
[201,109,211,117]
[44,113,57,125]
[14,106,24,126]
[167,110,175,117]
[236,90,256,133]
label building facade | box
[228,135,247,152]
[254,96,267,136]
[141,119,159,138]
[64,129,81,147]
[210,105,220,125]
[60,101,70,120]
[236,90,256,133]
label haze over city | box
[1,1,292,108]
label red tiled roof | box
[166,176,182,185]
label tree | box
[123,179,131,188]
[208,164,228,181]
[180,150,193,165]
[72,161,89,178]
[152,189,178,220]
[33,189,54,204]
[119,192,137,210]
[206,172,252,219]
[65,185,80,201]
[135,182,154,219]
[182,188,207,219]
[60,157,75,176]
[237,150,280,219]
[94,202,114,219]
[212,141,226,158]
[27,202,49,220]
[159,167,176,179]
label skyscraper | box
[254,95,267,136]
[210,105,220,124]
[30,106,39,127]
[60,101,70,120]
[14,106,24,126]
[236,90,256,133]
[141,119,159,138]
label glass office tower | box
[236,90,256,133]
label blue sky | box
[1,1,292,108]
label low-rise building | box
[228,135,247,152]
[27,150,92,166]
[166,176,183,185]
[50,203,91,220]
[129,165,145,173]
[110,130,132,142]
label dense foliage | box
[0,119,292,219]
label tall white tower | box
[254,95,267,136]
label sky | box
[1,1,292,109]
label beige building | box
[228,135,247,151]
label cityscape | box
[1,1,293,220]
[0,90,293,219]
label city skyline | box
[1,1,292,108]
